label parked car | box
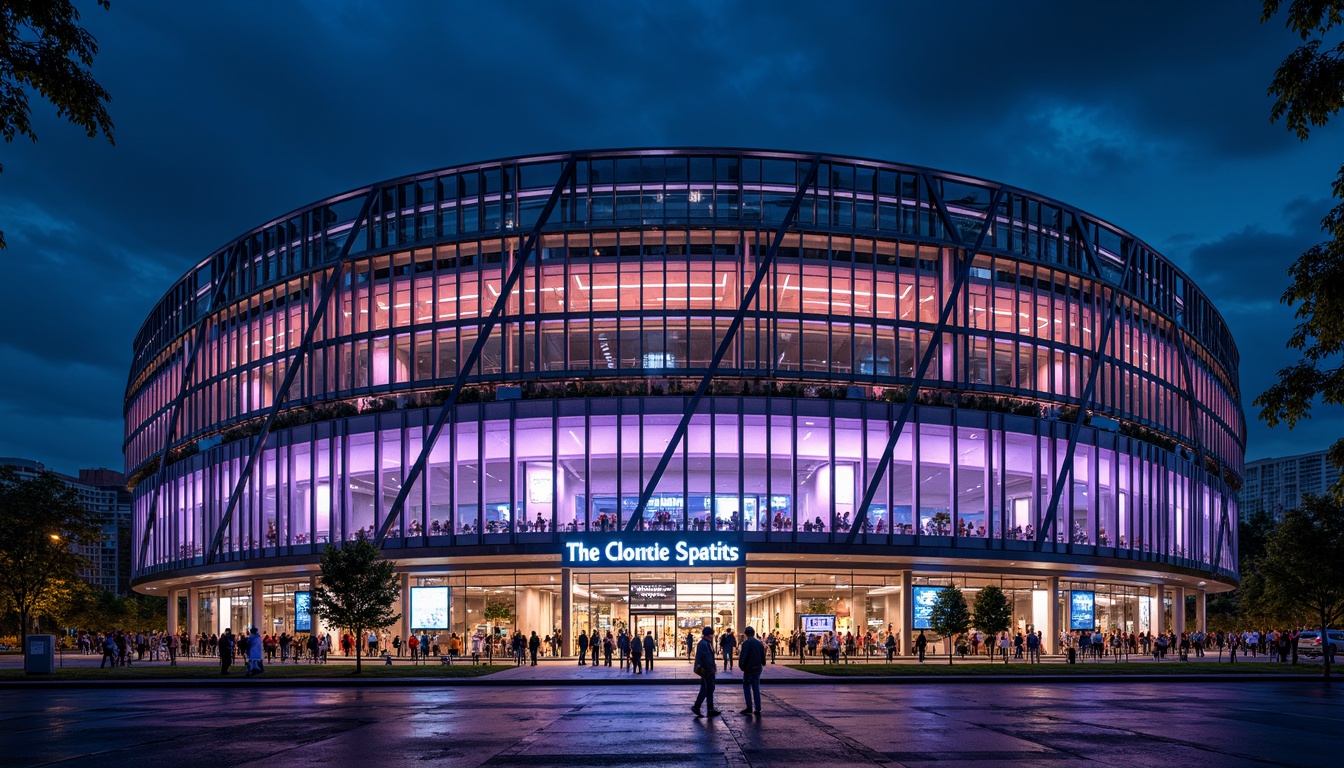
[1296,630,1344,660]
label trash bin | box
[25,634,56,675]
[1066,647,1077,665]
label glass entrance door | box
[632,614,677,656]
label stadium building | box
[126,149,1243,653]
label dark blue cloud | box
[0,0,1337,471]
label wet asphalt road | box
[2,681,1339,767]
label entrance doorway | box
[632,614,677,656]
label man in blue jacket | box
[692,627,720,717]
[737,626,766,715]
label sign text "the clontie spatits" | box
[564,539,741,567]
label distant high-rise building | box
[1,458,133,595]
[1241,450,1341,522]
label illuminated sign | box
[411,586,449,630]
[563,536,742,567]
[801,614,835,634]
[912,586,940,630]
[294,591,311,631]
[1070,591,1096,631]
[629,581,676,612]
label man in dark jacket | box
[692,627,720,717]
[529,631,541,666]
[219,628,236,675]
[643,631,657,671]
[720,627,737,671]
[737,626,767,715]
[577,630,588,665]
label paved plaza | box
[3,680,1339,767]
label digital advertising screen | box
[294,591,311,631]
[912,585,940,630]
[410,586,449,630]
[801,614,835,634]
[1070,590,1096,631]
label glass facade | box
[127,150,1243,635]
[140,400,1234,573]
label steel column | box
[206,190,377,563]
[622,159,820,533]
[845,186,1005,544]
[1034,235,1135,550]
[373,158,577,546]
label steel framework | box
[622,158,821,533]
[845,183,1005,544]
[136,243,243,569]
[206,190,379,563]
[371,157,578,546]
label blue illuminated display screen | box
[912,586,940,630]
[294,591,311,631]
[1070,591,1096,631]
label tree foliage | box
[0,467,100,644]
[928,586,971,665]
[482,599,513,624]
[972,585,1013,663]
[1254,494,1344,678]
[310,537,401,673]
[0,0,115,248]
[1257,1,1344,499]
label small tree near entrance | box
[311,537,400,674]
[929,586,972,666]
[482,599,514,640]
[972,586,1013,664]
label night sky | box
[2,0,1341,475]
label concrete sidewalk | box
[487,658,815,682]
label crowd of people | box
[69,621,1322,676]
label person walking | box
[630,630,643,674]
[915,630,928,662]
[245,627,264,676]
[618,629,631,670]
[603,631,614,667]
[167,631,179,667]
[590,631,600,666]
[219,628,236,675]
[529,631,541,666]
[512,631,526,667]
[685,631,695,661]
[720,627,737,672]
[577,630,589,665]
[692,627,720,717]
[99,631,117,668]
[737,626,766,715]
[884,631,896,662]
[643,631,657,671]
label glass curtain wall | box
[146,403,1234,577]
